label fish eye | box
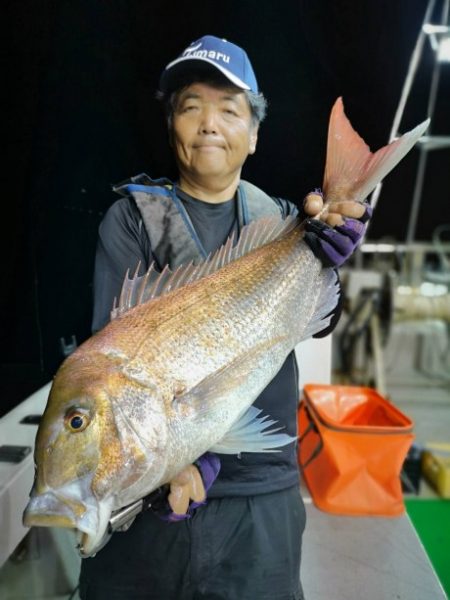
[65,410,90,433]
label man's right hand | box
[303,190,368,226]
[303,190,372,268]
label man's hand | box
[304,191,367,225]
[168,464,206,515]
[154,452,221,522]
[303,190,372,268]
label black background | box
[3,0,449,412]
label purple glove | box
[154,452,221,522]
[304,197,372,268]
[191,452,221,508]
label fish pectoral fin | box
[172,336,294,455]
[211,405,296,454]
[167,465,206,514]
[174,336,288,420]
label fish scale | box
[117,233,315,379]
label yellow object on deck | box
[422,443,450,499]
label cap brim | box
[159,57,251,93]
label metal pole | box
[369,0,437,213]
[405,0,449,243]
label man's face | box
[171,82,258,187]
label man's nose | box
[199,107,218,134]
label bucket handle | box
[298,403,323,470]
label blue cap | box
[159,35,259,94]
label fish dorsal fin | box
[111,214,298,320]
[323,97,429,203]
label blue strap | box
[113,173,174,196]
[124,184,173,196]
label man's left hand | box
[303,190,372,268]
[154,452,220,522]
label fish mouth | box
[23,482,114,557]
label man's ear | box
[248,125,259,155]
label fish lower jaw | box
[75,497,115,557]
[76,528,104,558]
[76,530,110,558]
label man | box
[80,35,370,600]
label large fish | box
[23,99,428,556]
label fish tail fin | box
[323,97,429,204]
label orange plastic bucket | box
[298,384,414,516]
